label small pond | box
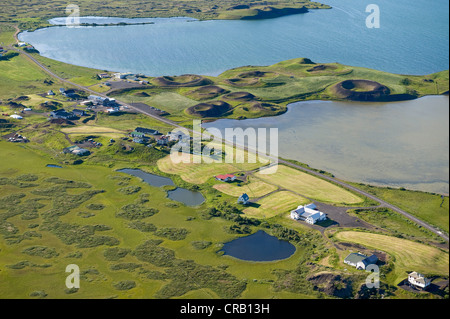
[46,164,63,168]
[117,168,174,187]
[167,188,205,207]
[117,168,205,206]
[221,230,296,262]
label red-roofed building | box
[215,174,236,182]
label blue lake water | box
[204,95,449,194]
[221,230,296,262]
[19,0,449,76]
[117,168,205,206]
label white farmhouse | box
[408,272,431,290]
[290,203,327,224]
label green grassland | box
[0,141,335,299]
[351,183,449,235]
[1,1,330,30]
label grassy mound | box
[186,85,229,100]
[332,79,391,101]
[223,91,257,101]
[153,74,212,87]
[237,70,272,78]
[186,100,232,117]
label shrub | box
[103,247,131,261]
[128,221,157,233]
[22,246,59,258]
[155,227,189,241]
[113,280,136,291]
[116,204,159,220]
[191,241,212,250]
[117,185,141,195]
[110,263,142,272]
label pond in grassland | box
[221,230,296,262]
[117,168,205,206]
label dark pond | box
[221,230,296,262]
[167,188,205,207]
[117,168,205,206]
[117,168,174,187]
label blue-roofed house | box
[238,193,250,205]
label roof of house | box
[344,253,368,264]
[409,272,429,284]
[359,255,378,267]
[239,193,249,200]
[216,174,236,180]
[135,127,159,134]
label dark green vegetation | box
[0,1,330,30]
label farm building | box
[98,73,111,79]
[408,272,431,290]
[63,145,90,156]
[51,109,76,120]
[130,131,146,138]
[9,114,23,120]
[238,193,250,205]
[72,109,86,117]
[47,90,55,96]
[168,130,190,142]
[290,203,327,224]
[157,136,170,146]
[135,127,160,136]
[215,174,236,182]
[344,253,378,270]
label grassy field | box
[0,54,61,99]
[255,165,363,205]
[335,231,449,284]
[347,208,444,244]
[213,176,278,198]
[351,184,449,235]
[243,191,309,219]
[157,152,264,184]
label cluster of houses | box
[6,132,28,143]
[290,203,327,225]
[129,127,191,146]
[63,145,90,156]
[344,252,432,291]
[50,108,86,120]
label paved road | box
[9,34,449,243]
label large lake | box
[18,0,449,193]
[19,0,449,76]
[204,95,449,194]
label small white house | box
[10,114,23,119]
[408,272,431,289]
[290,203,327,224]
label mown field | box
[255,165,363,205]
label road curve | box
[9,39,449,243]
